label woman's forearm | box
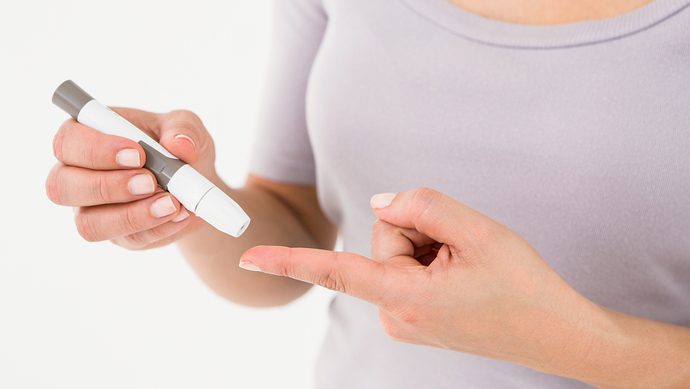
[528,296,690,388]
[570,305,690,389]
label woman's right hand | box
[46,108,217,250]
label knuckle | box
[167,110,202,133]
[411,187,441,220]
[173,123,199,139]
[371,220,384,247]
[120,232,148,250]
[276,248,298,279]
[371,219,386,235]
[45,166,63,204]
[120,207,143,234]
[465,218,503,247]
[52,123,69,162]
[74,211,99,242]
[145,224,168,242]
[171,109,200,122]
[84,138,100,170]
[165,110,210,150]
[320,252,347,294]
[322,269,343,293]
[93,174,112,204]
[468,218,497,247]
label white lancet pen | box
[52,80,251,237]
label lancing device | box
[52,80,250,237]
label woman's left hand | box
[239,187,690,388]
[240,187,598,371]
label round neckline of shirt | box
[399,0,690,48]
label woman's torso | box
[305,0,690,387]
[249,0,690,387]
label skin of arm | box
[578,307,690,389]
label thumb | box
[156,110,212,166]
[370,187,488,248]
[112,108,210,167]
[240,246,391,307]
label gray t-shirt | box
[250,0,690,387]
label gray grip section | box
[139,141,185,190]
[52,80,95,120]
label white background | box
[0,1,335,387]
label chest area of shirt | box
[305,2,690,226]
[308,7,689,168]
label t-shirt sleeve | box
[248,0,328,185]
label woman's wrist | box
[533,298,690,389]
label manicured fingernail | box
[116,149,141,168]
[174,134,196,150]
[150,196,176,218]
[371,193,397,209]
[172,207,189,222]
[239,261,262,272]
[128,174,155,195]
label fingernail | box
[150,196,176,218]
[239,261,262,272]
[128,174,156,195]
[172,207,189,222]
[116,149,141,168]
[174,134,196,150]
[371,193,397,209]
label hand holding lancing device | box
[240,187,607,380]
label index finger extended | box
[240,246,391,308]
[53,118,144,170]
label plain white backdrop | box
[0,1,335,387]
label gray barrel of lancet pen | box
[52,80,185,189]
[52,80,95,120]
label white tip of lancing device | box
[195,187,250,237]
